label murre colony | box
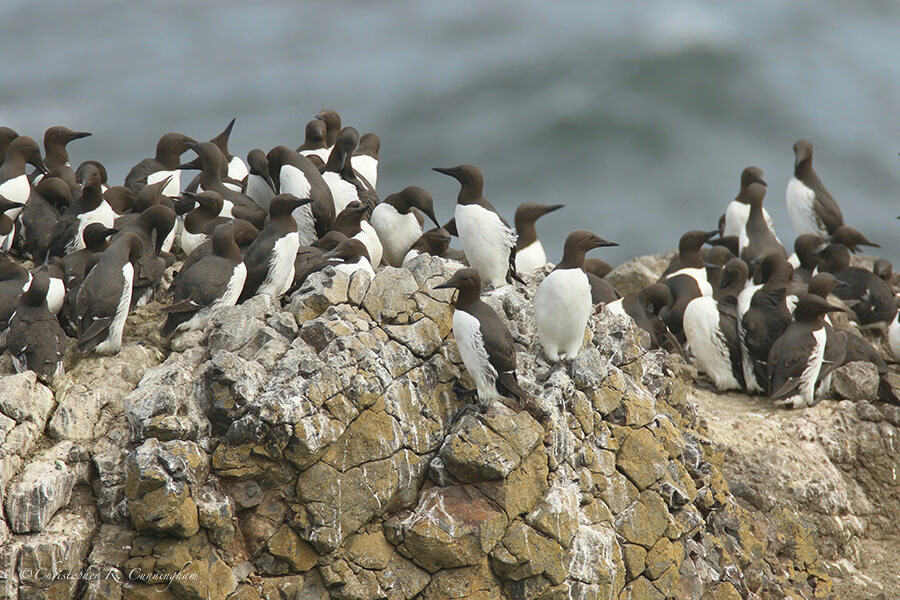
[0,116,897,415]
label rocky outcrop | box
[0,251,896,599]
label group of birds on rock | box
[0,112,897,415]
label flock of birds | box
[0,110,897,415]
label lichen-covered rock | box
[438,409,543,483]
[831,360,879,401]
[4,444,76,533]
[288,268,350,323]
[50,343,164,440]
[400,485,509,572]
[125,439,205,537]
[362,267,419,323]
[0,371,54,429]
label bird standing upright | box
[434,268,528,413]
[433,164,520,289]
[534,230,617,379]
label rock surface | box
[0,250,896,599]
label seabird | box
[535,230,617,377]
[659,230,718,335]
[267,145,335,243]
[30,257,66,315]
[6,270,66,380]
[297,119,330,163]
[816,239,897,325]
[39,126,91,194]
[288,231,349,294]
[434,268,528,412]
[332,201,383,270]
[239,194,311,301]
[402,227,453,267]
[321,127,378,218]
[791,234,827,284]
[0,136,49,220]
[113,204,176,306]
[322,237,376,279]
[244,149,277,212]
[75,232,143,354]
[315,109,342,151]
[125,132,196,197]
[738,182,785,266]
[352,132,380,189]
[21,177,72,262]
[683,258,749,391]
[48,164,117,255]
[721,166,772,238]
[209,118,248,188]
[741,254,793,393]
[829,225,879,254]
[103,186,136,215]
[433,164,520,289]
[768,294,846,408]
[0,127,19,165]
[584,258,613,279]
[179,191,226,255]
[0,258,29,330]
[0,195,25,253]
[180,141,267,228]
[370,186,438,267]
[608,283,682,356]
[162,223,247,337]
[514,202,564,273]
[786,139,845,237]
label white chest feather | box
[786,176,822,236]
[246,174,276,212]
[358,221,383,268]
[452,309,499,402]
[515,240,548,273]
[455,203,515,288]
[0,175,30,219]
[71,201,117,252]
[335,257,376,280]
[301,148,331,163]
[94,262,133,355]
[534,268,591,361]
[180,228,208,256]
[737,282,761,318]
[258,232,299,298]
[47,277,65,314]
[724,201,774,239]
[684,297,740,390]
[351,155,378,189]
[148,169,181,197]
[795,327,828,407]
[371,204,420,267]
[667,267,712,297]
[228,157,249,182]
[323,171,358,214]
[889,312,900,362]
[280,165,311,198]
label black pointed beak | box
[834,279,850,290]
[591,238,618,249]
[542,204,565,214]
[424,208,439,228]
[704,262,723,270]
[759,179,767,187]
[823,306,845,313]
[177,157,201,171]
[32,157,50,176]
[68,131,92,141]
[704,230,720,242]
[291,198,315,210]
[432,167,457,178]
[314,113,325,121]
[222,117,236,137]
[434,281,457,290]
[263,172,277,194]
[105,228,119,238]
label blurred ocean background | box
[1,0,898,265]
